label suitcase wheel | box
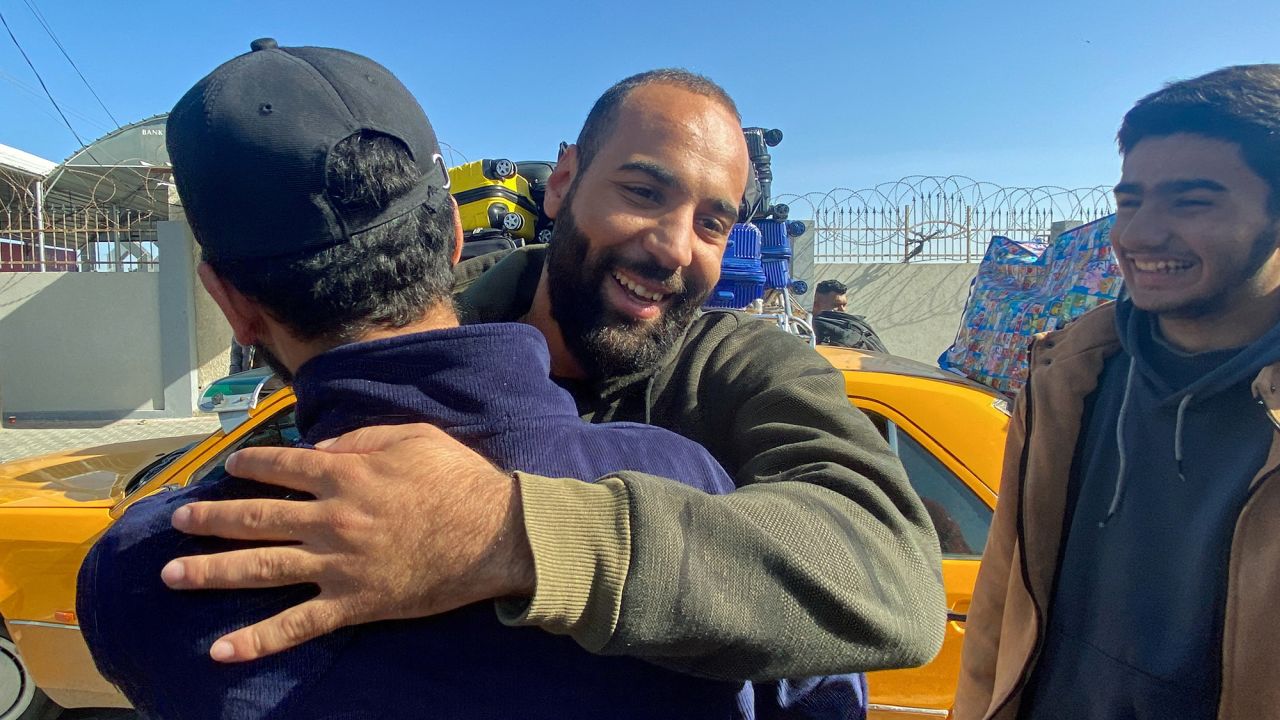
[487,202,508,229]
[492,158,517,180]
[502,212,525,232]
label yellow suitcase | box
[447,159,538,242]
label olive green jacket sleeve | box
[496,314,947,681]
[457,248,945,680]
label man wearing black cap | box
[75,40,827,719]
[156,57,942,692]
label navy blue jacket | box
[79,324,757,719]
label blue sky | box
[1,0,1277,195]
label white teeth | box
[1133,259,1194,273]
[613,271,665,302]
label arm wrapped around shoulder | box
[508,317,947,680]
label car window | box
[125,441,203,495]
[188,409,301,486]
[866,411,992,557]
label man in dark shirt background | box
[811,279,849,315]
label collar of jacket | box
[290,322,576,443]
[1014,298,1280,598]
[1252,365,1280,432]
[453,244,695,402]
[1028,299,1280,437]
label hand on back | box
[162,423,535,662]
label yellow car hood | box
[0,435,204,508]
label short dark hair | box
[1118,64,1280,213]
[816,279,848,296]
[204,132,456,344]
[575,68,741,173]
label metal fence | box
[778,176,1114,263]
[1,171,1115,271]
[0,204,159,272]
[1,162,162,273]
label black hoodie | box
[1021,299,1280,719]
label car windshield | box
[124,441,202,496]
[188,410,299,486]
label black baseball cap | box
[167,38,450,260]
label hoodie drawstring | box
[1102,356,1138,527]
[1102,357,1197,526]
[1174,393,1193,482]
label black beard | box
[1157,223,1280,320]
[544,191,710,379]
[252,343,294,384]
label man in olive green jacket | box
[450,242,941,679]
[160,68,946,681]
[954,65,1280,720]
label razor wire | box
[0,161,166,272]
[777,176,1114,263]
[5,170,1114,272]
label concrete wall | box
[0,221,204,420]
[809,262,978,364]
[166,194,234,395]
[0,271,164,417]
[156,222,200,417]
[194,282,233,393]
[0,209,977,416]
[791,222,815,297]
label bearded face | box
[538,85,749,378]
[544,188,713,379]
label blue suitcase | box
[706,257,766,309]
[725,223,763,261]
[755,219,793,257]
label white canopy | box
[0,143,55,178]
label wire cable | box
[0,67,111,132]
[0,9,88,149]
[439,141,468,165]
[21,0,120,128]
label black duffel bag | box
[814,311,889,353]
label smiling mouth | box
[612,270,669,303]
[1131,258,1196,274]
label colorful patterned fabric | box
[939,216,1123,394]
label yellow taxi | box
[826,349,1009,718]
[0,350,1008,719]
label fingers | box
[172,498,323,541]
[162,545,324,590]
[209,597,347,663]
[225,445,344,495]
[312,422,446,453]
